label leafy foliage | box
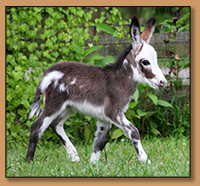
[126,84,189,138]
[6,7,190,149]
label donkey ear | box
[141,17,156,44]
[130,17,142,55]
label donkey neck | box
[119,51,139,95]
[103,47,139,99]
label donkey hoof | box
[90,159,98,164]
[71,156,80,162]
[139,155,151,164]
[26,156,33,163]
[90,151,101,164]
[147,159,151,164]
[140,159,151,164]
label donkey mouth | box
[155,83,165,90]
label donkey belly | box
[69,100,108,122]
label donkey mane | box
[104,44,132,71]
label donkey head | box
[130,17,167,89]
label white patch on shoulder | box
[40,71,64,93]
[70,78,76,85]
[123,59,128,69]
[131,64,142,83]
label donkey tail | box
[28,84,42,119]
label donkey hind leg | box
[26,111,62,162]
[26,102,71,162]
[90,120,112,163]
[112,112,151,164]
[50,109,80,162]
[26,118,42,162]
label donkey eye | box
[141,60,150,66]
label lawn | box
[6,136,190,177]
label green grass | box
[6,136,190,177]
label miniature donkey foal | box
[26,17,167,164]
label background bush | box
[6,7,190,148]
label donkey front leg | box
[90,120,112,163]
[111,112,151,164]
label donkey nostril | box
[160,80,164,86]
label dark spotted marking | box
[139,60,155,79]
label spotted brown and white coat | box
[26,17,167,164]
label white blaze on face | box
[134,41,167,89]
